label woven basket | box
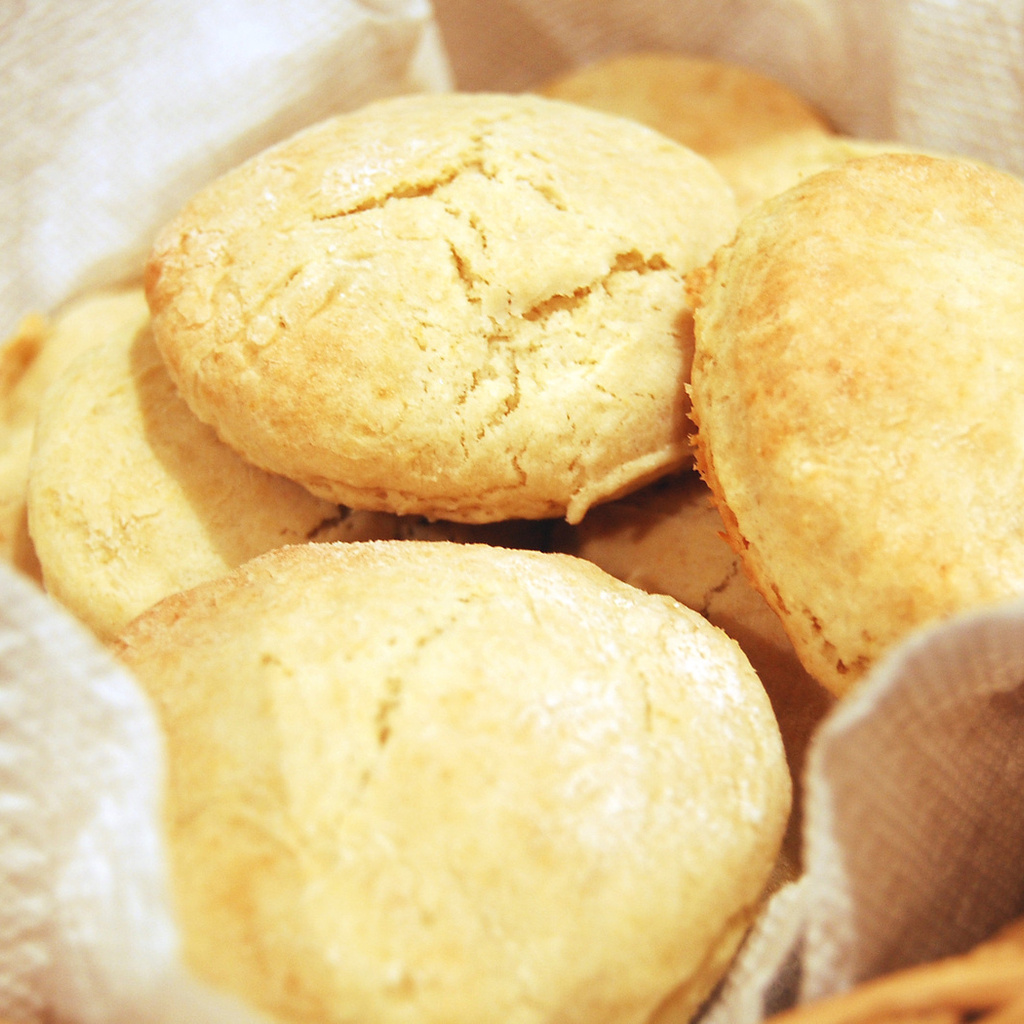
[765,917,1024,1024]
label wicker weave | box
[766,918,1024,1024]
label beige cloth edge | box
[703,596,1024,1022]
[0,0,453,342]
[0,562,275,1024]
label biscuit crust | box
[146,92,738,523]
[115,540,790,1024]
[689,153,1024,695]
[0,288,150,579]
[711,130,936,212]
[538,52,832,159]
[26,324,346,640]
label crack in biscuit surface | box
[148,93,738,523]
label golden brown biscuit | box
[551,470,833,885]
[713,129,938,212]
[689,153,1024,696]
[146,91,739,524]
[26,323,365,641]
[0,287,150,579]
[114,540,791,1024]
[538,52,832,162]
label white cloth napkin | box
[0,566,270,1023]
[705,597,1024,1022]
[0,0,452,341]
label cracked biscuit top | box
[145,91,738,524]
[688,153,1024,696]
[113,539,790,1024]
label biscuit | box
[538,52,832,164]
[0,287,149,579]
[712,129,937,211]
[551,470,833,885]
[688,153,1024,696]
[114,540,791,1024]
[146,91,739,524]
[26,322,364,641]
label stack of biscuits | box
[6,51,1024,1024]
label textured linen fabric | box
[0,0,452,340]
[432,0,1024,177]
[704,596,1024,1021]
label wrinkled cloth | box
[705,598,1024,1022]
[0,0,451,340]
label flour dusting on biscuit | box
[146,92,738,524]
[114,540,790,1024]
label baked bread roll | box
[145,91,739,524]
[26,321,360,640]
[114,540,791,1024]
[711,129,940,212]
[0,286,149,580]
[688,153,1024,695]
[538,52,832,162]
